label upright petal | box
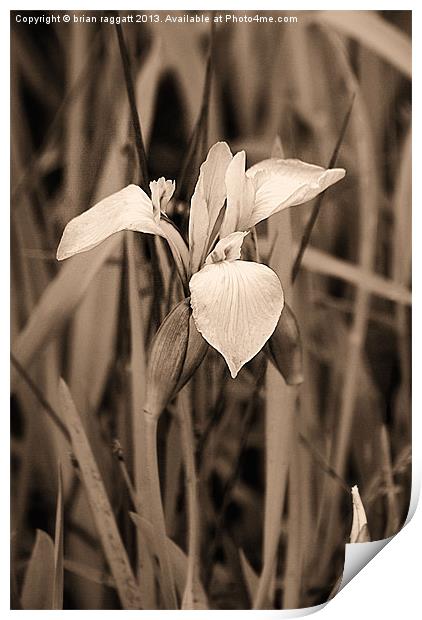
[220,151,255,237]
[57,184,164,260]
[246,158,346,228]
[189,142,233,273]
[150,177,175,219]
[189,260,284,378]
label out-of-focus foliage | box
[11,10,411,609]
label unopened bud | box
[144,298,208,418]
[175,313,208,393]
[265,303,303,385]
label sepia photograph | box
[10,9,412,610]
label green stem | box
[143,411,178,609]
[177,390,200,609]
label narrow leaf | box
[254,206,296,609]
[58,379,142,609]
[239,549,259,604]
[297,245,411,305]
[64,559,115,589]
[13,235,123,372]
[115,23,149,191]
[177,20,215,203]
[52,463,64,609]
[126,233,157,609]
[313,11,411,78]
[21,530,55,610]
[130,512,208,608]
[291,93,354,283]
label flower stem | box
[143,410,178,609]
[177,389,200,609]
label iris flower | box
[57,142,345,378]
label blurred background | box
[11,10,411,610]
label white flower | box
[57,142,345,378]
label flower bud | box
[265,303,303,386]
[175,313,208,393]
[350,485,370,543]
[144,298,208,418]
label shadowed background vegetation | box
[11,9,411,610]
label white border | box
[2,3,419,618]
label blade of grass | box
[283,414,303,608]
[11,354,69,441]
[164,415,183,536]
[115,20,166,336]
[177,388,206,609]
[12,235,123,374]
[239,549,271,608]
[115,22,149,192]
[314,26,378,585]
[239,549,259,604]
[135,35,163,149]
[312,11,411,78]
[11,30,102,205]
[176,19,215,203]
[323,27,378,480]
[391,127,411,454]
[254,205,297,609]
[21,530,55,610]
[53,463,64,609]
[126,233,157,608]
[379,424,400,536]
[65,21,89,218]
[64,559,115,589]
[130,512,207,606]
[291,93,355,283]
[143,412,178,608]
[296,245,411,305]
[58,379,142,609]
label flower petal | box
[205,231,248,265]
[189,260,284,378]
[57,184,164,260]
[189,142,233,273]
[220,151,255,237]
[150,177,175,218]
[246,158,346,227]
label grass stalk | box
[126,233,157,606]
[143,411,178,608]
[379,424,400,536]
[177,389,201,609]
[291,93,355,283]
[254,206,296,609]
[115,22,149,192]
[324,28,378,480]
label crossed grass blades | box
[11,10,411,610]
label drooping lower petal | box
[246,158,346,228]
[57,184,164,260]
[189,260,284,378]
